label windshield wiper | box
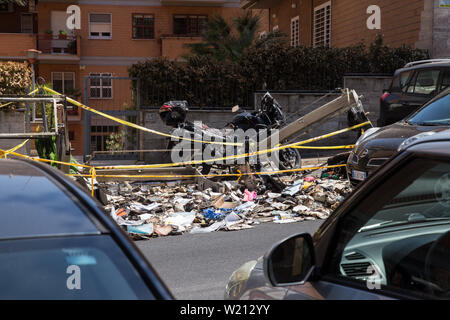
[409,121,443,126]
[359,217,450,232]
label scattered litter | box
[127,223,154,237]
[243,189,257,202]
[101,166,352,239]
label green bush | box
[129,35,429,108]
[0,61,31,95]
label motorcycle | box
[159,92,302,175]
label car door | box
[401,68,441,118]
[309,155,450,300]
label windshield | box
[407,92,450,126]
[0,235,154,299]
[359,161,450,232]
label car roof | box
[395,60,450,74]
[0,159,102,240]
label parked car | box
[0,158,173,300]
[347,86,450,187]
[379,59,450,127]
[225,129,450,300]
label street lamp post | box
[25,49,41,155]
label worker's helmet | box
[159,100,188,127]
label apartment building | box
[0,0,267,156]
[242,0,449,58]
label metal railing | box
[37,34,77,55]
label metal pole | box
[83,76,91,162]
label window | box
[173,15,207,36]
[90,125,119,152]
[0,236,154,299]
[132,14,154,39]
[330,158,450,299]
[21,13,33,33]
[52,72,79,116]
[406,69,440,95]
[290,16,299,47]
[89,73,112,99]
[89,13,112,39]
[391,71,412,92]
[52,72,75,94]
[407,92,450,126]
[313,2,331,47]
[440,69,450,91]
[0,3,13,13]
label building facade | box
[0,0,268,156]
[242,0,450,58]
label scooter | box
[159,92,302,174]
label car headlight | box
[224,260,258,299]
[355,127,381,148]
[397,131,436,152]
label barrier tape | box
[42,87,242,147]
[0,120,366,179]
[0,139,29,159]
[292,145,354,150]
[67,164,347,180]
[94,121,370,170]
[0,88,40,109]
[0,148,91,169]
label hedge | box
[0,61,31,95]
[129,36,429,109]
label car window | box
[0,235,155,299]
[440,69,450,91]
[406,92,450,125]
[328,158,450,299]
[398,71,412,92]
[407,69,440,95]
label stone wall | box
[0,110,26,153]
[142,75,393,162]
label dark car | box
[0,158,173,300]
[225,129,450,300]
[347,87,450,187]
[379,59,450,127]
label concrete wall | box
[432,0,450,58]
[141,74,392,162]
[0,110,27,153]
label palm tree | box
[1,0,29,5]
[185,11,263,63]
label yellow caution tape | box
[67,164,347,180]
[42,87,242,147]
[0,88,40,109]
[292,145,355,150]
[0,139,29,159]
[0,148,91,169]
[94,121,370,170]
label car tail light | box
[380,92,390,104]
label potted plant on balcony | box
[44,29,53,39]
[67,40,77,54]
[59,30,67,40]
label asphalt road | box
[135,220,324,300]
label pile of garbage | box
[102,169,352,240]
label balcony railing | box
[37,34,78,55]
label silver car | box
[225,129,450,300]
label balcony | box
[37,34,80,63]
[240,0,279,9]
[161,0,229,6]
[0,33,36,59]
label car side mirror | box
[263,233,316,287]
